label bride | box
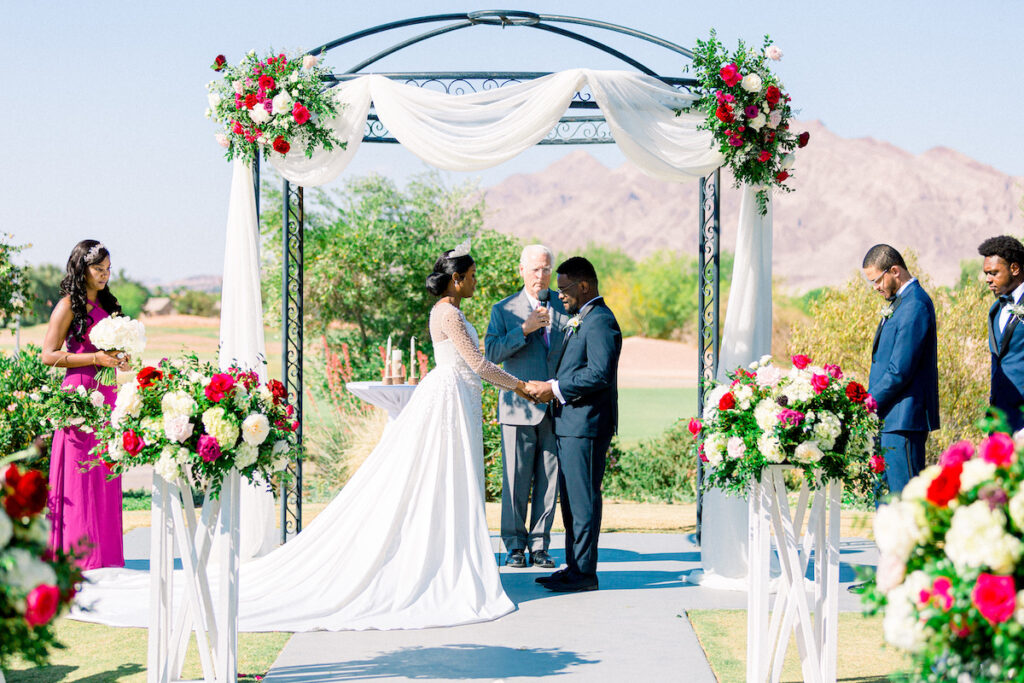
[74,241,535,631]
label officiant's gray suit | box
[485,289,568,554]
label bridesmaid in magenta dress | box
[42,240,131,570]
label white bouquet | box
[89,315,146,385]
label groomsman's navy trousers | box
[880,430,927,500]
[556,431,613,577]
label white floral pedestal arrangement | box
[747,466,842,683]
[147,469,241,683]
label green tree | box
[171,289,219,317]
[23,263,64,325]
[108,270,149,317]
[0,234,31,328]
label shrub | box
[604,420,697,503]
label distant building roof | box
[142,297,174,316]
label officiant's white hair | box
[520,244,553,265]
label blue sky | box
[4,1,1022,283]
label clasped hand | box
[515,380,556,404]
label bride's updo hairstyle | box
[425,249,474,297]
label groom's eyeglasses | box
[867,271,888,286]
[557,281,581,295]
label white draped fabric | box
[225,69,772,584]
[218,160,277,562]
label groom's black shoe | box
[505,549,527,568]
[535,568,570,585]
[530,550,555,568]
[545,572,599,593]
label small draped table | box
[346,381,419,420]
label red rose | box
[122,429,145,456]
[715,105,735,123]
[136,366,163,389]
[273,136,290,155]
[765,131,777,143]
[25,584,61,627]
[972,573,1016,624]
[869,454,886,474]
[797,131,810,148]
[292,102,311,125]
[197,434,222,463]
[267,379,287,404]
[244,93,258,110]
[757,150,771,163]
[205,373,236,402]
[979,432,1015,467]
[775,170,789,182]
[232,120,243,135]
[3,465,48,519]
[764,85,781,106]
[688,418,702,437]
[698,444,708,463]
[810,373,830,394]
[258,74,275,91]
[926,463,962,507]
[845,381,869,403]
[719,63,742,87]
[718,392,736,411]
[791,354,811,369]
[212,55,226,72]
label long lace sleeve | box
[433,304,520,391]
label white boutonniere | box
[1008,303,1024,322]
[565,316,582,334]
[880,304,894,319]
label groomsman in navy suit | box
[526,257,621,593]
[979,236,1024,432]
[862,244,939,496]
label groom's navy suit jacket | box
[868,280,940,434]
[552,299,621,438]
[988,295,1024,431]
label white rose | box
[163,415,194,443]
[161,391,197,420]
[959,459,997,492]
[875,552,907,594]
[302,54,319,70]
[271,91,293,115]
[250,106,270,125]
[0,509,12,547]
[89,390,106,408]
[727,436,746,460]
[765,45,783,61]
[740,73,763,93]
[755,364,782,388]
[794,440,824,463]
[215,133,229,148]
[748,113,767,131]
[207,92,221,108]
[883,571,930,652]
[945,500,1023,573]
[757,433,786,463]
[874,501,927,563]
[114,382,142,418]
[234,442,259,469]
[0,547,57,595]
[754,399,779,431]
[241,413,271,446]
[257,385,274,405]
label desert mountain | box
[483,121,1024,292]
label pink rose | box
[979,432,1015,467]
[929,577,954,611]
[764,45,783,61]
[972,573,1016,624]
[719,63,742,87]
[869,454,886,474]
[727,135,744,147]
[292,102,311,125]
[197,434,222,463]
[940,440,975,467]
[122,429,145,457]
[823,363,843,379]
[811,373,830,394]
[205,373,236,403]
[687,418,701,437]
[302,54,319,70]
[25,584,61,627]
[778,409,805,427]
[864,395,878,414]
[791,354,811,369]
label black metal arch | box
[270,9,720,544]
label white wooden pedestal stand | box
[746,465,842,683]
[148,469,240,683]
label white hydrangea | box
[794,440,824,463]
[0,547,57,597]
[233,385,250,410]
[704,433,726,466]
[107,438,126,462]
[782,377,815,404]
[89,315,146,354]
[0,509,12,547]
[727,436,746,460]
[901,466,941,502]
[234,442,259,469]
[959,459,997,493]
[757,432,786,463]
[945,500,1023,573]
[883,570,930,652]
[154,446,183,482]
[811,411,842,451]
[754,399,779,431]
[241,413,271,446]
[733,384,754,410]
[874,501,928,563]
[161,391,197,420]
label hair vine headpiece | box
[85,242,106,263]
[449,238,471,258]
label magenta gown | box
[48,299,124,569]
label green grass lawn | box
[616,386,698,447]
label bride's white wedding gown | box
[72,302,519,631]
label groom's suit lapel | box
[1000,303,1021,359]
[556,300,599,369]
[872,295,903,356]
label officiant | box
[485,244,567,569]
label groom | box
[528,256,621,593]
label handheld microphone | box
[537,289,550,303]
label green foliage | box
[21,263,63,326]
[604,420,697,503]
[0,234,31,328]
[481,385,503,502]
[171,289,219,317]
[0,346,55,470]
[108,269,149,318]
